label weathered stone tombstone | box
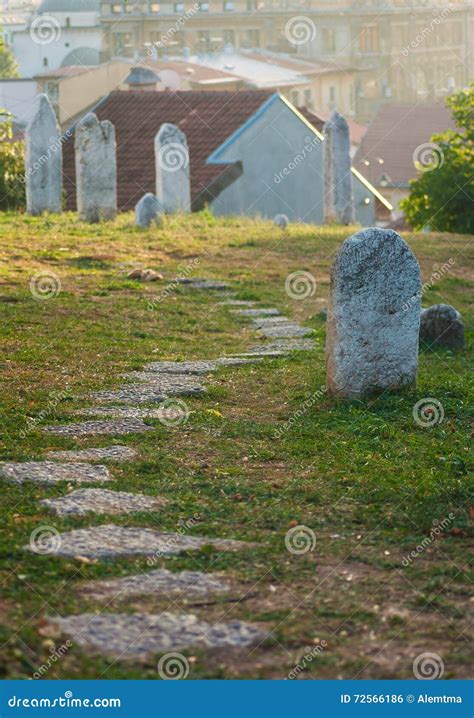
[155,123,191,214]
[420,304,465,349]
[323,110,354,225]
[25,94,62,215]
[274,214,289,229]
[326,228,421,399]
[75,112,117,222]
[135,193,162,228]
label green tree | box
[0,28,19,78]
[0,110,26,210]
[401,84,474,234]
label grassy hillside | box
[0,212,472,679]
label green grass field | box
[0,212,472,680]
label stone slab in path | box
[90,384,205,404]
[258,324,313,339]
[43,419,154,437]
[144,358,261,375]
[0,461,110,485]
[235,308,281,317]
[41,488,168,517]
[33,525,253,558]
[80,568,231,600]
[50,612,264,657]
[238,339,316,355]
[251,316,291,327]
[121,372,206,389]
[176,278,229,291]
[73,407,169,420]
[45,446,137,463]
[219,300,256,307]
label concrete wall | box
[353,171,376,228]
[209,96,325,224]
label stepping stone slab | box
[144,358,261,375]
[176,278,229,290]
[50,612,264,657]
[45,446,137,463]
[74,407,170,420]
[122,372,206,389]
[41,489,168,517]
[219,300,256,307]
[235,308,280,317]
[43,419,154,437]
[80,568,231,600]
[90,384,205,404]
[241,339,316,354]
[258,324,313,338]
[0,461,110,485]
[32,525,253,558]
[251,316,291,327]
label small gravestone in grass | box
[326,228,421,399]
[75,112,117,222]
[25,94,62,215]
[135,193,162,228]
[420,304,465,349]
[155,123,191,214]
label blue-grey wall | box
[353,172,376,227]
[209,96,325,224]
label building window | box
[359,25,379,53]
[150,2,160,11]
[223,29,235,44]
[43,57,49,67]
[329,86,336,105]
[65,16,71,27]
[322,27,336,53]
[223,0,234,9]
[112,3,122,12]
[174,2,184,10]
[241,28,259,47]
[303,88,312,107]
[198,30,211,48]
[198,2,209,10]
[290,90,299,106]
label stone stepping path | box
[28,525,253,558]
[258,323,313,339]
[80,568,231,600]
[122,372,206,389]
[45,446,137,463]
[144,357,261,375]
[235,308,281,317]
[73,407,169,420]
[0,461,110,485]
[40,489,168,517]
[90,384,205,405]
[236,338,315,355]
[219,299,256,307]
[251,316,292,327]
[49,612,264,658]
[43,419,154,436]
[176,278,230,291]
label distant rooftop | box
[35,65,96,79]
[38,0,100,11]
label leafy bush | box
[0,110,25,210]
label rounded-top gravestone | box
[25,94,62,216]
[420,304,464,349]
[326,228,422,399]
[75,112,117,223]
[135,193,162,228]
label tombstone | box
[135,193,162,228]
[25,94,62,215]
[323,110,354,225]
[420,304,464,349]
[155,123,191,214]
[75,112,117,222]
[274,214,289,229]
[326,228,421,399]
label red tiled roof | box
[63,89,273,211]
[354,102,456,187]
